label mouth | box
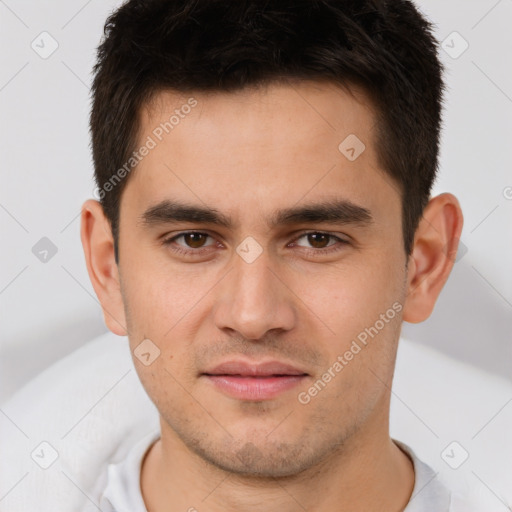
[201,360,309,401]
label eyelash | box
[161,231,349,257]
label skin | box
[81,79,463,511]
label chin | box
[186,433,332,478]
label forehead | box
[122,80,399,228]
[142,80,376,150]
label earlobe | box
[402,193,464,324]
[80,199,128,336]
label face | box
[116,81,408,477]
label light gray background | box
[1,0,511,403]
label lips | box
[202,360,309,401]
[204,360,308,377]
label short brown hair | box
[90,0,445,262]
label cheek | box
[302,253,404,331]
[121,254,204,334]
[295,251,405,394]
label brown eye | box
[295,232,338,249]
[306,233,331,249]
[182,232,209,248]
[163,231,216,253]
[291,231,349,256]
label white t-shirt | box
[98,431,473,512]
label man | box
[80,0,468,510]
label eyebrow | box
[139,198,374,230]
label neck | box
[141,405,415,512]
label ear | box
[402,193,464,323]
[80,199,128,336]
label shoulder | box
[98,430,160,512]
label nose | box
[213,247,297,341]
